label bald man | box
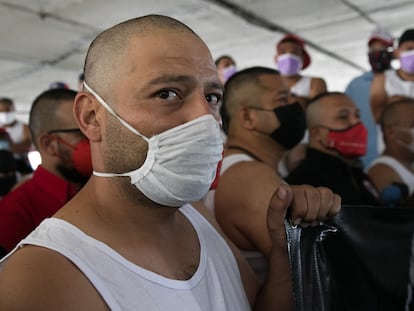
[367,99,414,205]
[204,67,340,280]
[0,16,340,310]
[0,89,91,257]
[286,92,379,205]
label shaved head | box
[221,67,280,133]
[84,15,199,100]
[306,92,346,128]
[29,89,77,149]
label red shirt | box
[0,166,77,252]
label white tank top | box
[202,154,267,281]
[1,204,251,311]
[5,121,25,144]
[384,70,414,98]
[368,155,414,195]
[203,154,253,215]
[290,76,312,97]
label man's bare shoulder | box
[215,158,284,249]
[0,245,109,311]
[218,159,282,201]
[222,158,279,180]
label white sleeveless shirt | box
[1,204,251,311]
[290,76,312,97]
[368,155,414,196]
[203,153,253,215]
[384,70,414,98]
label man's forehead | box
[125,33,215,71]
[278,40,301,50]
[259,74,287,91]
[328,97,356,111]
[400,41,414,49]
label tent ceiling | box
[0,0,413,120]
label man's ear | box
[39,133,58,157]
[238,106,256,130]
[74,92,102,142]
[310,125,324,144]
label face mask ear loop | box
[83,82,150,144]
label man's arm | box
[254,184,340,311]
[215,161,283,256]
[367,163,402,193]
[0,246,109,311]
[310,77,327,98]
[370,73,387,123]
[214,160,341,309]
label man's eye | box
[206,94,221,105]
[157,90,178,100]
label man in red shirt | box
[0,88,92,257]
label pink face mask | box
[324,123,368,157]
[219,65,237,83]
[276,53,303,76]
[400,50,414,74]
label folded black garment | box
[287,205,414,311]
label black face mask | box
[368,50,392,73]
[271,102,306,149]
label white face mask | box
[396,127,414,153]
[0,112,16,127]
[84,82,223,207]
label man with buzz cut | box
[0,88,92,258]
[0,15,340,310]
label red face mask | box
[209,158,223,190]
[54,136,93,177]
[71,139,93,177]
[325,123,368,157]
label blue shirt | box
[345,71,377,168]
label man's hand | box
[267,184,341,247]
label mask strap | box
[51,136,76,150]
[83,82,149,143]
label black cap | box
[399,29,414,46]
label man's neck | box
[57,178,201,280]
[225,136,285,169]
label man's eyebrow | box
[143,75,223,92]
[206,81,224,92]
[146,75,194,86]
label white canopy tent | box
[0,0,413,122]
